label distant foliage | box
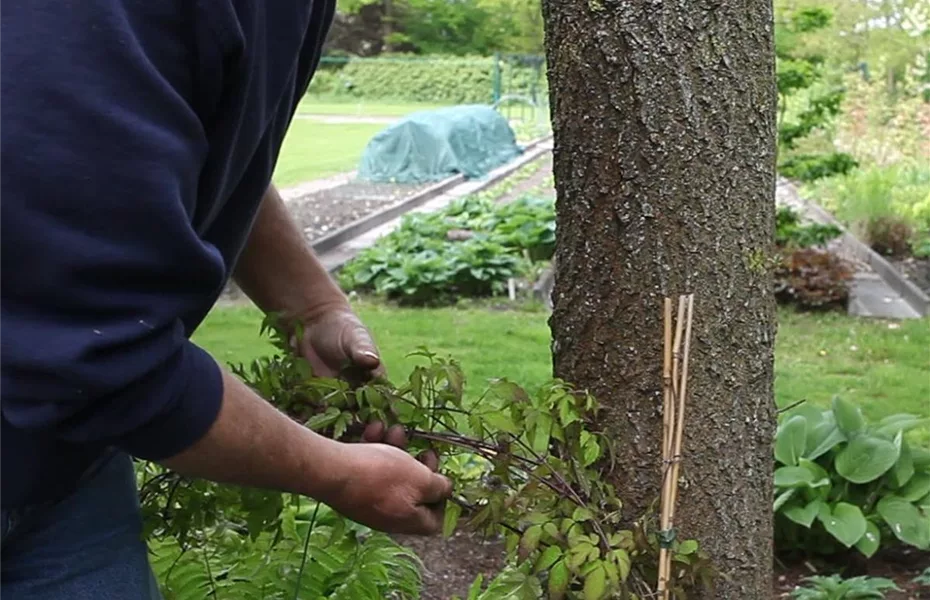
[778,153,858,184]
[308,54,545,105]
[774,398,930,556]
[776,206,844,249]
[775,6,856,182]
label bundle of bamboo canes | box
[656,294,695,600]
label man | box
[0,1,452,598]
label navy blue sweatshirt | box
[1,0,334,508]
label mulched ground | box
[392,530,929,599]
[494,156,554,205]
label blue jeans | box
[1,452,162,599]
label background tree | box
[542,1,778,598]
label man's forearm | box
[160,365,349,503]
[234,184,346,318]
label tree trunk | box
[542,1,777,598]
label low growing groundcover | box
[196,302,930,445]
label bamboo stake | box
[657,298,674,597]
[668,294,694,516]
[658,294,696,600]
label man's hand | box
[297,306,384,379]
[322,443,453,535]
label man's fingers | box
[413,503,445,535]
[384,424,407,448]
[421,473,453,505]
[418,449,439,472]
[362,421,385,442]
[345,325,381,371]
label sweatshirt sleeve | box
[0,1,230,459]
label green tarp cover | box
[357,104,523,184]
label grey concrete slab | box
[848,273,923,319]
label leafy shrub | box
[774,248,853,309]
[143,322,714,600]
[779,152,858,183]
[307,54,545,105]
[776,206,844,249]
[148,501,421,600]
[790,574,901,600]
[774,398,930,557]
[340,193,555,304]
[864,216,913,258]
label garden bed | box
[289,180,437,240]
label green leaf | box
[832,396,865,438]
[892,441,915,488]
[911,447,930,469]
[899,473,930,502]
[535,546,562,573]
[775,415,808,466]
[483,411,519,435]
[583,564,607,600]
[855,520,881,558]
[784,499,823,528]
[774,489,796,512]
[835,435,900,483]
[876,415,930,438]
[610,549,631,581]
[818,502,867,547]
[306,406,341,431]
[443,501,462,538]
[467,574,484,600]
[531,413,553,455]
[805,420,846,461]
[774,466,816,488]
[677,540,698,555]
[519,525,543,562]
[547,561,570,600]
[877,495,930,550]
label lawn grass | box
[195,303,929,441]
[272,120,385,187]
[298,97,445,117]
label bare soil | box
[392,530,929,599]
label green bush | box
[776,206,844,249]
[778,152,858,183]
[773,397,930,556]
[307,54,546,105]
[340,193,555,304]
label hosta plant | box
[790,574,901,600]
[339,191,555,305]
[773,397,930,556]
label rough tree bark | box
[541,1,777,598]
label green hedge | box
[307,54,546,105]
